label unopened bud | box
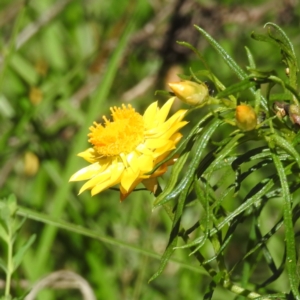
[235,105,257,131]
[23,151,39,176]
[288,104,300,126]
[168,80,209,106]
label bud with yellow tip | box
[168,80,209,106]
[23,151,40,176]
[235,105,257,131]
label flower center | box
[88,104,144,156]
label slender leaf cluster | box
[152,23,300,299]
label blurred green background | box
[1,0,300,299]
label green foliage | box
[0,195,35,300]
[151,22,300,299]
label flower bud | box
[23,151,40,176]
[168,80,209,106]
[235,105,257,131]
[288,104,300,126]
[273,101,289,119]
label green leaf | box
[194,25,268,110]
[265,23,298,72]
[7,194,17,215]
[149,188,187,282]
[191,175,276,247]
[203,271,223,299]
[252,23,298,99]
[271,151,300,299]
[0,194,18,241]
[244,46,256,69]
[0,257,7,273]
[216,79,256,99]
[154,118,223,207]
[204,133,244,176]
[13,234,36,271]
[153,111,217,207]
[269,134,300,168]
[174,174,213,252]
[15,205,205,274]
[250,32,278,47]
[187,177,210,254]
[153,151,190,207]
[10,54,39,85]
[0,222,9,242]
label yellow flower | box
[70,97,188,200]
[235,104,257,131]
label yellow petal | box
[146,110,187,136]
[121,167,140,192]
[90,164,124,196]
[119,151,139,173]
[156,97,175,124]
[145,138,171,149]
[154,140,176,154]
[70,163,106,181]
[79,169,111,193]
[91,181,111,196]
[143,101,158,127]
[120,183,140,201]
[110,161,126,182]
[137,154,154,172]
[158,121,188,140]
[77,148,98,163]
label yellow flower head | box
[235,104,257,131]
[69,97,188,200]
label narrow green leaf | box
[0,1,28,90]
[13,234,36,271]
[153,151,190,207]
[245,46,256,69]
[0,223,9,242]
[149,189,187,282]
[190,176,275,247]
[10,54,39,85]
[216,79,256,99]
[269,134,300,168]
[155,118,223,207]
[204,133,244,176]
[194,25,268,110]
[153,112,216,206]
[271,151,300,299]
[194,26,245,81]
[250,32,278,47]
[0,257,7,273]
[14,204,206,274]
[204,272,224,300]
[265,22,297,66]
[186,176,210,253]
[267,75,300,102]
[254,22,298,99]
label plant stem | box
[5,229,13,297]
